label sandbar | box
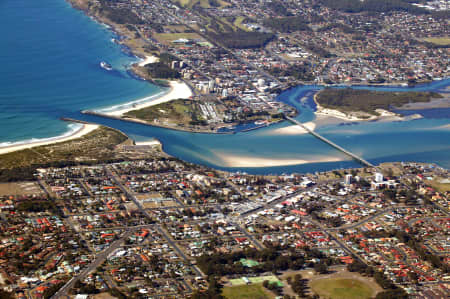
[214,152,344,167]
[135,139,161,146]
[104,80,193,117]
[0,124,99,155]
[268,122,316,135]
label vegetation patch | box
[222,284,273,299]
[423,37,450,46]
[143,62,181,79]
[311,278,375,299]
[124,99,207,127]
[0,127,128,181]
[263,17,310,33]
[316,88,442,116]
[208,31,275,49]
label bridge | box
[285,116,375,168]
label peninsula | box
[314,88,445,121]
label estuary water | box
[0,0,449,174]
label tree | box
[314,262,328,274]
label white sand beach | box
[0,124,99,155]
[214,152,344,167]
[268,122,316,135]
[135,139,161,146]
[105,80,193,117]
[138,55,159,67]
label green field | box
[423,37,450,46]
[311,278,375,299]
[222,284,273,299]
[426,178,450,193]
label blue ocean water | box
[0,0,449,175]
[0,0,163,145]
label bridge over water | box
[285,116,375,168]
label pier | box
[285,116,375,168]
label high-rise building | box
[345,174,352,185]
[375,172,384,183]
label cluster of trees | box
[0,166,36,182]
[42,282,66,299]
[208,31,275,49]
[317,0,427,14]
[144,62,181,79]
[305,43,334,58]
[190,277,224,299]
[346,260,408,299]
[286,274,308,297]
[263,17,311,33]
[16,199,60,214]
[265,0,292,16]
[262,280,283,296]
[196,246,335,276]
[317,22,356,34]
[72,280,99,295]
[269,64,315,81]
[316,88,441,115]
[98,1,143,25]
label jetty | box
[285,116,375,168]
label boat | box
[100,61,112,71]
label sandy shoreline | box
[0,124,99,155]
[214,152,344,167]
[103,80,193,117]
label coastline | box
[101,80,192,117]
[0,124,99,155]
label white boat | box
[100,61,112,71]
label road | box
[52,230,134,298]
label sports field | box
[310,278,376,299]
[222,283,273,299]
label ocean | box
[0,0,163,146]
[0,0,449,174]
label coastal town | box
[0,154,448,298]
[70,0,449,132]
[0,0,448,298]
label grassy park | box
[310,278,376,299]
[222,284,274,299]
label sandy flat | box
[267,122,316,135]
[138,55,159,67]
[0,124,99,155]
[214,152,344,167]
[105,80,192,117]
[135,139,161,146]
